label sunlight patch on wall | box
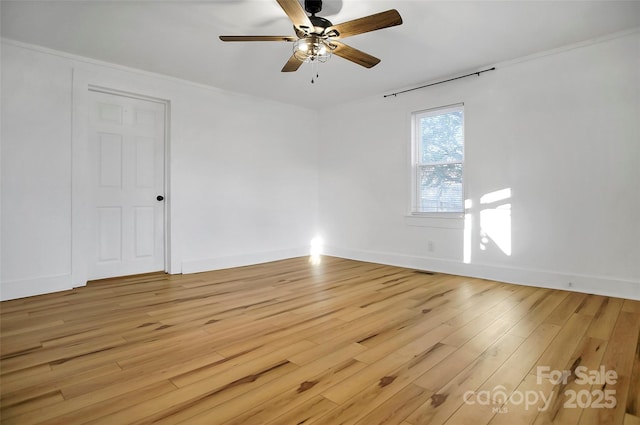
[480,188,511,205]
[464,199,473,264]
[309,236,324,265]
[480,188,512,256]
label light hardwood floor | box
[1,256,639,425]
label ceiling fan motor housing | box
[304,0,323,15]
[296,15,333,37]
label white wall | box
[1,43,73,296]
[1,40,319,300]
[2,31,639,302]
[318,31,640,300]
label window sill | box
[405,214,464,229]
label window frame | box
[410,103,465,217]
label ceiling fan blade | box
[219,35,297,42]
[276,0,314,33]
[281,54,304,72]
[325,9,402,39]
[331,41,380,68]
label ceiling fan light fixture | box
[293,36,332,63]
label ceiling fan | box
[219,0,403,73]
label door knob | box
[157,195,164,201]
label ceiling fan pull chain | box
[311,58,320,84]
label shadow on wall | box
[465,188,512,264]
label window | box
[411,104,464,214]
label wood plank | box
[315,343,454,424]
[440,287,547,347]
[486,372,556,425]
[48,381,177,424]
[544,292,589,326]
[221,357,368,425]
[0,390,64,421]
[160,342,367,424]
[0,334,128,374]
[86,355,304,425]
[507,291,567,338]
[443,323,561,425]
[408,334,525,425]
[624,413,640,425]
[170,339,315,388]
[261,395,338,425]
[578,311,640,425]
[622,300,640,313]
[531,313,593,375]
[584,297,624,341]
[4,380,177,425]
[531,336,607,425]
[1,362,121,409]
[574,294,606,316]
[353,384,433,425]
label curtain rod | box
[383,67,496,98]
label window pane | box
[420,111,463,163]
[418,163,463,212]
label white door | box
[88,90,165,280]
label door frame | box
[71,71,172,287]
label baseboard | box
[0,274,74,301]
[4,249,637,301]
[324,246,640,301]
[181,246,310,274]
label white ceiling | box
[2,0,639,109]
